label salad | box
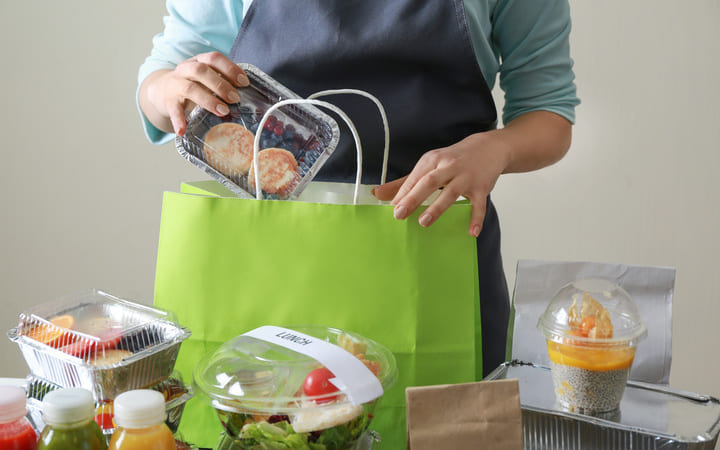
[194,326,396,450]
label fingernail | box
[371,187,376,196]
[394,205,407,220]
[471,225,481,237]
[216,103,230,115]
[237,73,249,85]
[229,91,241,103]
[419,213,432,227]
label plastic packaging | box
[25,372,192,439]
[176,63,340,200]
[37,388,106,450]
[537,278,648,414]
[193,325,397,450]
[8,289,191,400]
[108,390,175,450]
[0,385,38,450]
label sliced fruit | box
[24,314,76,348]
[50,314,75,330]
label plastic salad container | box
[193,325,397,450]
[176,63,340,201]
[537,278,647,415]
[8,289,191,400]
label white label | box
[242,326,384,405]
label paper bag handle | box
[307,90,390,186]
[254,90,389,204]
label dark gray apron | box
[229,0,509,377]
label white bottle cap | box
[42,388,94,425]
[113,390,166,429]
[0,386,27,423]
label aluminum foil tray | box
[8,289,191,399]
[25,373,193,439]
[176,63,340,200]
[484,361,720,449]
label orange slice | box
[25,314,75,348]
[50,314,75,330]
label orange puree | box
[547,340,635,371]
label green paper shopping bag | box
[155,92,482,448]
[153,181,481,449]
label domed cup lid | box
[537,278,647,347]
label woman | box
[138,0,579,446]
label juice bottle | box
[0,385,38,450]
[37,388,106,450]
[108,390,174,450]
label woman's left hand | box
[372,111,573,237]
[373,131,511,238]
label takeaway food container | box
[537,278,648,414]
[25,372,193,439]
[193,325,397,450]
[8,289,191,400]
[176,63,341,201]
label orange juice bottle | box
[108,390,174,450]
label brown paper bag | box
[406,379,522,450]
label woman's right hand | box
[139,52,250,136]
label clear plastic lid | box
[193,325,397,415]
[177,63,340,201]
[14,289,188,365]
[537,278,648,347]
[0,386,27,423]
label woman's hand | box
[373,111,573,236]
[138,52,250,136]
[373,132,511,237]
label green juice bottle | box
[37,388,107,450]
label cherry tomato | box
[303,367,339,404]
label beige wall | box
[1,0,718,416]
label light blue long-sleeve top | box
[138,0,580,145]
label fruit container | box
[7,289,191,400]
[193,325,397,450]
[537,278,647,415]
[176,63,340,200]
[25,372,193,440]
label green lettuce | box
[229,413,371,450]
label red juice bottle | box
[0,385,38,450]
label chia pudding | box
[549,361,631,414]
[537,278,647,415]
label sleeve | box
[136,0,247,145]
[492,0,580,125]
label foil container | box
[484,361,720,449]
[8,289,191,400]
[175,63,340,201]
[25,373,193,439]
